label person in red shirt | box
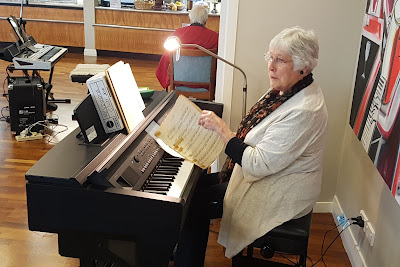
[155,5,219,89]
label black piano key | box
[160,163,182,168]
[162,158,183,163]
[153,174,175,179]
[155,170,178,175]
[144,187,169,191]
[147,182,172,187]
[151,178,174,182]
[143,190,167,195]
[163,157,184,161]
[146,183,171,187]
[157,166,179,170]
[157,166,180,170]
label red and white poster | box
[350,0,400,204]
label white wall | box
[219,0,400,266]
[336,126,400,266]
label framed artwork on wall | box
[350,0,400,204]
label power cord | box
[0,106,10,122]
[2,76,8,102]
[312,222,355,266]
[311,215,365,267]
[18,118,68,144]
[350,216,365,228]
[320,224,341,267]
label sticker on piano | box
[86,125,98,143]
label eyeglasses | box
[264,52,293,66]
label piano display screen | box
[7,16,29,44]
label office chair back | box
[169,48,217,101]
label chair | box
[69,64,110,84]
[232,210,313,267]
[168,48,217,101]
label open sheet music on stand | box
[106,61,145,133]
[154,95,225,169]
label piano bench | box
[232,210,313,267]
[70,64,110,84]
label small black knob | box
[260,245,274,259]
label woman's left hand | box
[198,110,235,144]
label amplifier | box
[8,77,46,135]
[0,43,21,62]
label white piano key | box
[167,160,195,198]
[48,47,68,63]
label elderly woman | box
[155,5,219,89]
[174,26,328,266]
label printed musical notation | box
[154,95,224,169]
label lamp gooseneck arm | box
[181,43,248,116]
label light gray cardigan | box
[218,82,328,258]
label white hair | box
[269,26,319,72]
[189,5,208,25]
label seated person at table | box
[155,5,219,89]
[173,26,328,267]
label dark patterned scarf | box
[220,73,314,182]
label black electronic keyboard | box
[25,91,224,267]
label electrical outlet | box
[360,210,368,231]
[365,221,375,246]
[360,210,375,246]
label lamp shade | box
[164,36,182,51]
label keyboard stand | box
[16,67,71,111]
[44,67,71,110]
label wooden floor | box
[0,52,351,267]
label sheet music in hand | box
[154,95,224,169]
[106,61,145,133]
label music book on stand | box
[105,61,145,133]
[154,95,224,169]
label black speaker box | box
[8,76,46,134]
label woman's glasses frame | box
[264,52,293,66]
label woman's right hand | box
[198,110,235,144]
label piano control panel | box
[101,126,194,199]
[130,135,162,174]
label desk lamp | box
[164,36,248,117]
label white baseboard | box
[84,48,97,57]
[331,195,367,267]
[313,201,333,213]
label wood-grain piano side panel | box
[95,27,172,55]
[95,9,219,32]
[0,6,83,21]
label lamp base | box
[211,2,218,13]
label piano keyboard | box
[142,155,195,198]
[13,44,67,70]
[28,45,53,60]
